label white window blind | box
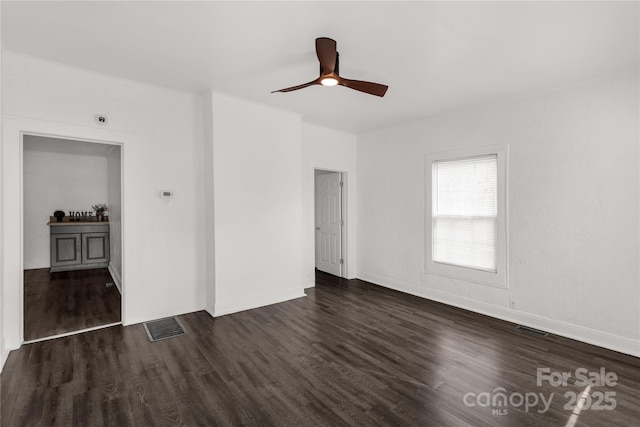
[432,155,497,272]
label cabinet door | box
[51,233,82,267]
[82,232,110,264]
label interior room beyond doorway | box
[314,169,346,278]
[22,135,123,341]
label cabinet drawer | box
[51,224,110,234]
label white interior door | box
[315,172,342,276]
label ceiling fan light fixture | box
[272,37,388,97]
[320,76,338,86]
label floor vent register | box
[516,325,549,337]
[143,317,187,342]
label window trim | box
[424,144,509,289]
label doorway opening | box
[22,134,123,342]
[314,169,347,278]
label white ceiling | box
[24,135,116,157]
[3,1,638,133]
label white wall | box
[207,92,305,316]
[203,91,216,314]
[358,70,640,356]
[0,5,5,372]
[23,147,108,269]
[1,52,206,352]
[107,145,122,292]
[302,122,358,285]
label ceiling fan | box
[272,37,389,97]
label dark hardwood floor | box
[23,268,121,341]
[2,271,639,426]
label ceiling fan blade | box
[316,37,337,74]
[340,78,389,97]
[271,79,320,93]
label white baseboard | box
[0,335,18,373]
[23,259,49,270]
[123,307,204,328]
[23,322,122,345]
[209,286,306,318]
[0,346,8,374]
[359,272,640,358]
[108,263,122,294]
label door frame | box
[20,131,125,342]
[314,168,348,278]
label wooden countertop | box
[47,216,109,226]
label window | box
[425,145,508,288]
[433,155,497,271]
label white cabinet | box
[50,224,110,272]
